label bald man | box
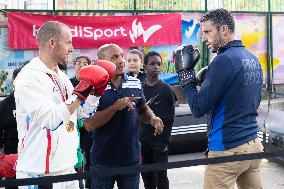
[84,44,164,189]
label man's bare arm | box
[137,103,164,135]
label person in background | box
[70,56,91,86]
[0,67,23,155]
[58,61,85,189]
[0,64,28,189]
[58,62,68,74]
[174,8,264,189]
[84,43,164,189]
[69,55,92,189]
[126,49,147,83]
[139,51,176,189]
[14,21,111,189]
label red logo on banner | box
[8,12,181,49]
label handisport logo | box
[32,19,162,44]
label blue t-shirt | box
[184,40,263,151]
[91,74,146,166]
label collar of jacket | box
[217,40,244,54]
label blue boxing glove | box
[174,45,200,86]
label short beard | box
[211,35,222,53]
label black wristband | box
[177,69,196,86]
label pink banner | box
[8,12,181,49]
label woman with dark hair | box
[70,55,92,86]
[69,55,92,189]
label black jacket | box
[0,92,18,154]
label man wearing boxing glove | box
[174,9,263,189]
[14,21,110,189]
[174,44,200,87]
[73,64,110,100]
[84,44,164,189]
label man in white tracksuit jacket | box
[14,21,105,189]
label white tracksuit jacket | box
[14,57,97,174]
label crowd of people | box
[0,8,265,189]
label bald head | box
[97,44,122,60]
[97,43,125,75]
[37,21,70,47]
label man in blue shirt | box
[84,44,164,189]
[174,9,264,189]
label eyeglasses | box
[75,61,89,67]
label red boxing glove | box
[73,81,94,101]
[0,154,17,178]
[78,65,109,87]
[92,60,116,82]
[74,65,109,100]
[94,84,108,96]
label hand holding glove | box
[73,65,109,100]
[174,45,200,86]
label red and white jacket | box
[14,57,98,174]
